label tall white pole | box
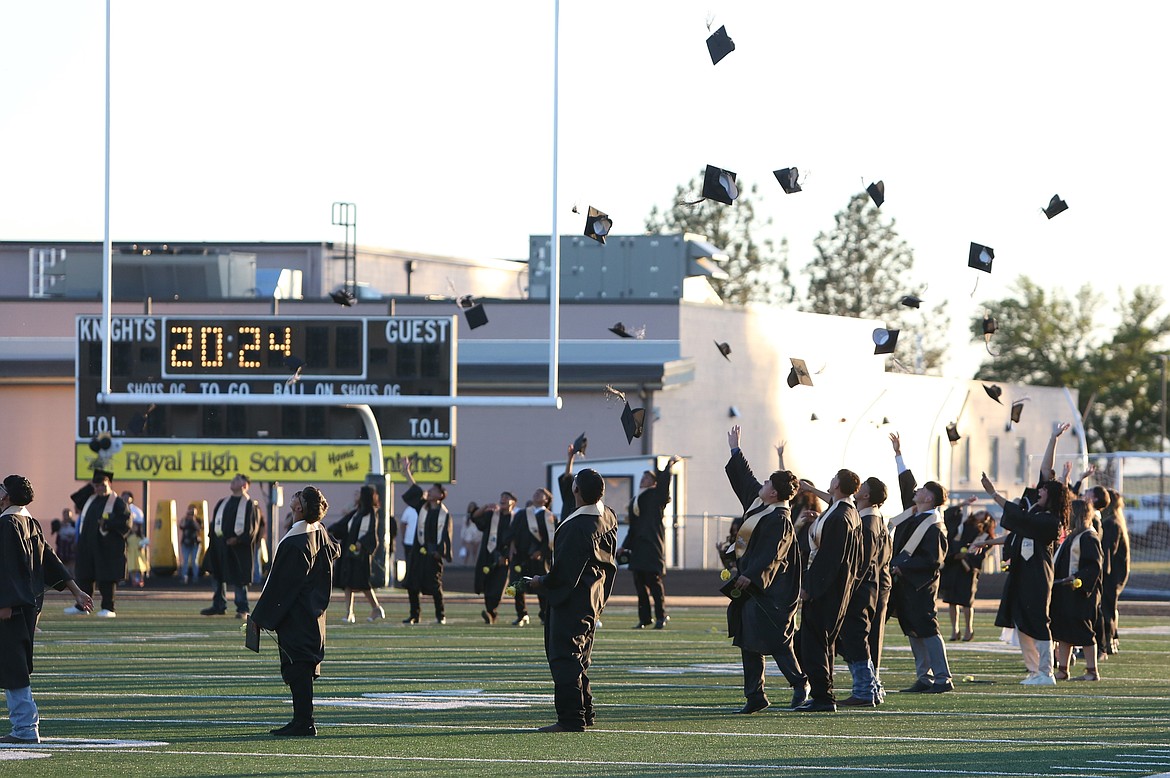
[100,0,113,396]
[548,0,561,406]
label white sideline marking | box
[36,748,1124,777]
[317,691,551,710]
[0,751,51,761]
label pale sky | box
[2,1,1166,377]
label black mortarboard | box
[88,435,113,453]
[702,165,739,205]
[945,422,960,443]
[866,181,885,207]
[572,432,588,456]
[900,294,922,309]
[457,295,489,330]
[787,357,813,388]
[609,322,639,339]
[714,340,732,360]
[620,401,646,445]
[330,288,356,307]
[982,313,998,337]
[92,468,115,483]
[584,206,612,244]
[969,243,994,273]
[773,167,801,194]
[1010,400,1025,424]
[706,25,735,65]
[983,384,1003,404]
[873,328,900,355]
[1043,195,1068,219]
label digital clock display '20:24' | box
[163,320,364,378]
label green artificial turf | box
[7,591,1170,778]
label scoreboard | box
[76,315,457,447]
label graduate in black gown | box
[620,455,681,630]
[1094,487,1130,658]
[836,476,890,706]
[251,485,340,737]
[0,475,92,744]
[526,467,618,732]
[508,486,557,626]
[795,468,862,712]
[940,509,994,642]
[1051,499,1103,681]
[399,458,453,624]
[69,469,131,618]
[472,491,516,624]
[722,425,809,714]
[201,473,261,618]
[328,485,385,624]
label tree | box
[645,172,796,307]
[803,192,947,373]
[972,280,1170,453]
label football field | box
[5,590,1170,778]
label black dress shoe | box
[790,684,810,709]
[0,734,39,744]
[536,722,584,732]
[402,616,419,625]
[270,720,317,737]
[927,681,955,693]
[733,698,770,714]
[839,695,876,707]
[632,622,651,630]
[793,699,837,713]
[900,680,933,693]
[200,606,226,616]
[653,616,669,630]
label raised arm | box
[1039,422,1071,484]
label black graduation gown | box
[889,511,946,638]
[723,450,801,655]
[251,523,340,675]
[542,504,618,622]
[1050,528,1102,646]
[328,508,378,590]
[803,500,862,636]
[204,495,260,586]
[508,505,556,578]
[401,485,452,596]
[994,500,1060,640]
[1097,514,1129,649]
[625,465,671,575]
[0,508,73,690]
[939,520,988,607]
[70,483,131,583]
[838,506,889,661]
[473,508,512,594]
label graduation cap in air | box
[457,295,489,330]
[706,24,735,65]
[983,384,1004,404]
[787,357,813,388]
[945,422,961,443]
[284,355,306,385]
[1010,400,1025,424]
[571,432,588,456]
[583,206,612,244]
[1043,195,1068,219]
[900,294,923,309]
[714,340,732,360]
[873,328,900,355]
[620,402,646,445]
[969,243,994,273]
[609,322,643,339]
[773,167,802,194]
[702,165,739,205]
[982,312,999,356]
[866,181,885,207]
[330,288,356,307]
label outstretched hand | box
[1053,422,1071,439]
[889,432,902,456]
[980,472,996,497]
[727,425,741,451]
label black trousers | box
[838,581,876,663]
[741,647,806,702]
[77,579,116,612]
[799,601,842,703]
[544,609,595,730]
[482,566,509,617]
[632,569,666,624]
[279,659,317,724]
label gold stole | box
[899,510,943,556]
[214,495,250,536]
[487,510,502,552]
[1055,527,1095,576]
[733,499,773,558]
[79,492,118,535]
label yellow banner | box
[75,442,454,483]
